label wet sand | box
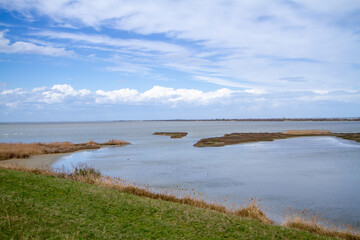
[0,152,70,170]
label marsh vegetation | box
[0,140,130,160]
[194,130,360,147]
[153,132,188,138]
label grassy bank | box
[0,168,341,240]
[0,140,130,160]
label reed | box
[235,197,273,224]
[283,208,360,240]
[0,140,130,160]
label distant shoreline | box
[1,117,359,124]
[148,118,360,122]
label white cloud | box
[95,86,234,105]
[244,89,267,95]
[1,88,26,95]
[193,76,251,89]
[1,85,359,120]
[36,31,186,53]
[32,87,47,92]
[312,90,329,95]
[42,84,91,103]
[95,88,139,104]
[0,84,235,106]
[0,1,359,94]
[0,30,73,56]
[1,89,14,95]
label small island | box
[194,130,360,147]
[153,132,188,139]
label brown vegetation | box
[334,133,360,143]
[153,132,188,138]
[194,131,360,147]
[283,130,333,135]
[0,140,130,160]
[283,208,360,240]
[235,197,273,224]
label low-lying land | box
[194,130,360,147]
[153,132,188,138]
[0,140,130,160]
[2,166,356,240]
[156,118,360,121]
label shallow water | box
[1,121,360,225]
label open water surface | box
[1,121,359,225]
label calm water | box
[1,121,359,225]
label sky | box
[0,0,359,121]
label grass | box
[153,132,188,138]
[0,163,273,225]
[0,140,130,160]
[194,131,360,147]
[0,167,342,240]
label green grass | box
[0,168,338,240]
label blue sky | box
[0,0,359,121]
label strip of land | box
[194,130,360,147]
[147,118,360,122]
[0,139,130,161]
[153,132,188,138]
[0,167,350,240]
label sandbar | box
[0,152,70,170]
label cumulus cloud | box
[0,84,236,107]
[0,30,73,56]
[1,84,359,112]
[42,84,91,103]
[95,86,233,105]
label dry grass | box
[0,140,130,160]
[101,139,130,145]
[235,197,273,224]
[283,130,333,135]
[283,208,360,240]
[153,132,188,138]
[335,133,360,143]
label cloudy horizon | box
[1,0,359,121]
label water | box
[1,121,359,225]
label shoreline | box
[0,146,116,170]
[1,117,359,124]
[0,152,71,170]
